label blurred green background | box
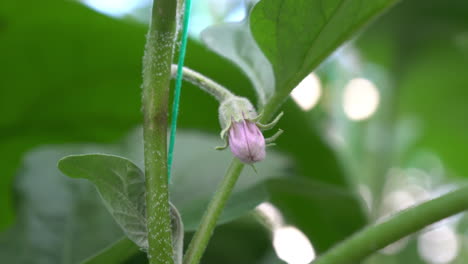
[1,0,468,263]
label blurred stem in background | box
[312,185,468,264]
[141,0,178,263]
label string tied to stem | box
[167,0,192,182]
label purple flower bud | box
[228,119,266,164]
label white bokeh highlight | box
[343,78,380,120]
[82,0,147,17]
[418,225,459,264]
[256,202,284,229]
[291,73,322,111]
[257,202,316,264]
[273,226,316,264]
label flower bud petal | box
[228,120,266,164]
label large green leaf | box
[250,0,399,95]
[58,154,183,263]
[58,154,148,249]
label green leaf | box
[250,0,399,95]
[201,21,275,106]
[58,154,148,249]
[58,154,186,262]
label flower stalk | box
[170,65,234,102]
[182,159,245,264]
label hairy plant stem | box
[183,159,244,264]
[142,0,178,263]
[312,185,468,264]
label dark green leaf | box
[250,0,399,95]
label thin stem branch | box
[171,65,234,102]
[142,0,178,263]
[183,159,245,264]
[312,185,468,264]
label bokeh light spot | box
[273,226,315,264]
[291,73,322,111]
[418,225,459,264]
[343,78,380,120]
[82,0,146,17]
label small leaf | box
[58,154,148,250]
[250,0,399,94]
[201,21,275,106]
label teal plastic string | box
[168,0,192,181]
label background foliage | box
[1,0,468,263]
